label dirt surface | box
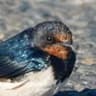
[0,0,96,93]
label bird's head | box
[29,21,76,82]
[31,21,72,59]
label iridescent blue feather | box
[0,28,49,78]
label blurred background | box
[0,0,96,93]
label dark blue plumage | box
[0,28,50,78]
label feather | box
[0,28,50,78]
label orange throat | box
[41,33,72,60]
[41,45,71,60]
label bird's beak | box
[61,41,76,52]
[62,39,73,45]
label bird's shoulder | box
[0,28,49,78]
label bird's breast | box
[0,66,57,96]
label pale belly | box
[0,67,57,96]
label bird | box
[0,21,76,96]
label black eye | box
[47,36,53,42]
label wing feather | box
[0,28,49,78]
[0,56,27,78]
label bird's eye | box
[47,36,53,42]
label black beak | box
[61,40,76,52]
[63,40,72,45]
[58,40,72,47]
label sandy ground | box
[0,0,96,93]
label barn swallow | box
[0,21,76,96]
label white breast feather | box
[0,67,57,96]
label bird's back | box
[0,28,50,78]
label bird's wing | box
[0,28,50,78]
[0,46,49,78]
[0,55,27,78]
[0,28,32,78]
